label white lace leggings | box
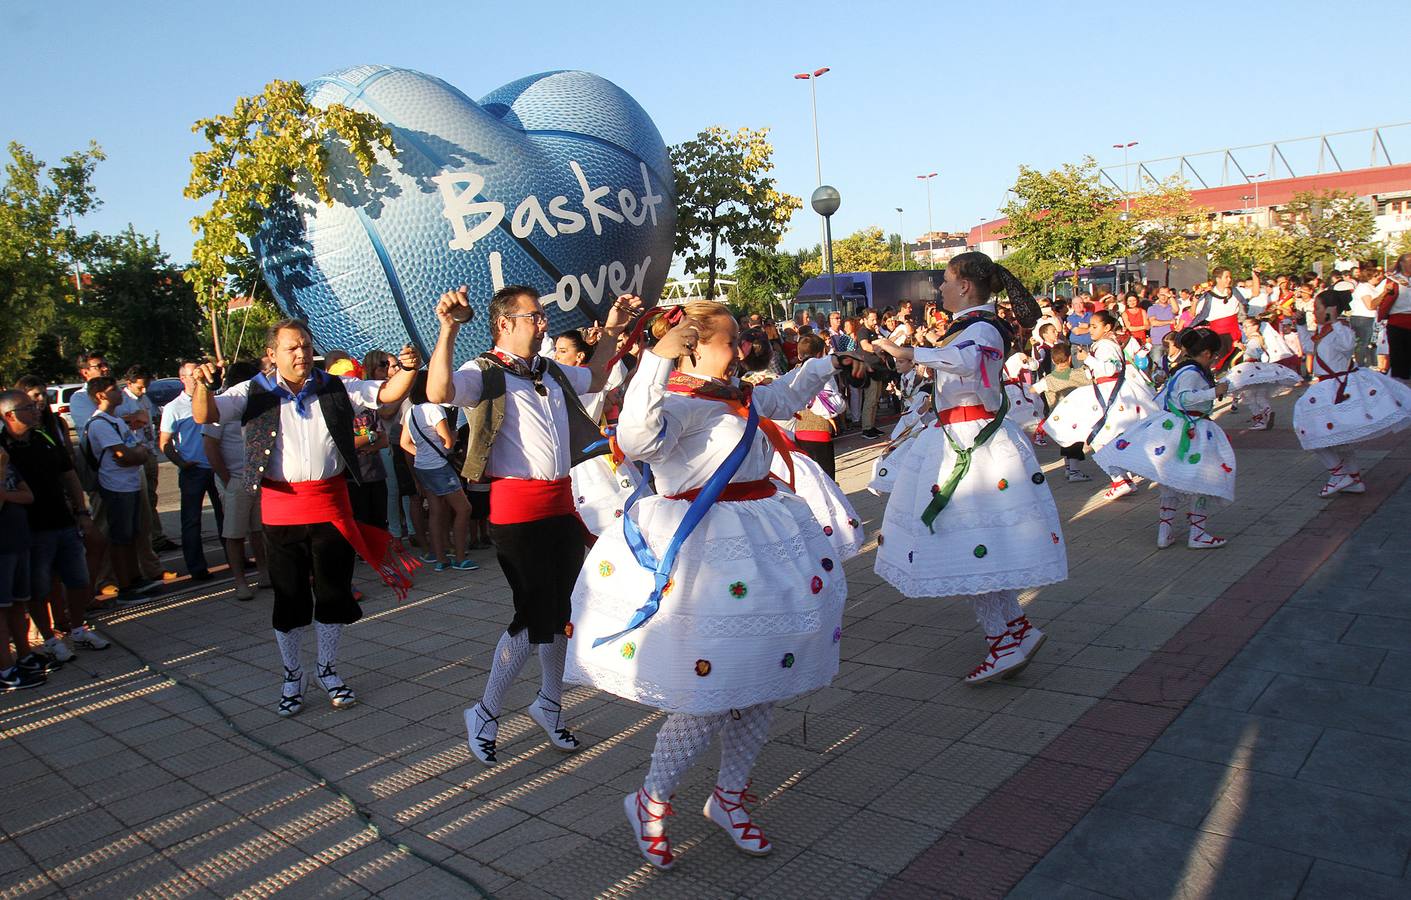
[642,703,774,800]
[969,590,1025,636]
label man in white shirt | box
[202,361,266,601]
[428,283,637,766]
[1349,262,1382,368]
[192,322,420,717]
[83,377,150,605]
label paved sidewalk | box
[0,391,1405,898]
[1009,465,1411,899]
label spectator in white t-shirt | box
[399,373,474,572]
[202,362,266,601]
[83,377,149,605]
[1349,262,1381,368]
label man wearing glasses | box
[427,284,638,766]
[0,390,112,663]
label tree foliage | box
[75,227,205,373]
[1130,178,1206,272]
[1280,190,1378,272]
[184,80,395,355]
[0,141,105,383]
[670,127,801,301]
[731,249,803,318]
[1000,156,1133,294]
[1205,225,1297,278]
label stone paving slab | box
[1,391,1404,898]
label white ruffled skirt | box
[571,456,642,536]
[1293,369,1411,450]
[772,450,863,560]
[565,491,845,715]
[1044,372,1155,450]
[875,418,1067,598]
[1093,413,1236,502]
[1224,361,1302,395]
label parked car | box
[46,383,86,429]
[146,377,184,413]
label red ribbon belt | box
[1094,374,1122,384]
[261,477,417,598]
[489,477,575,525]
[936,404,994,426]
[1315,360,1357,404]
[666,478,777,502]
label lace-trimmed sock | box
[644,712,728,800]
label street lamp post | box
[794,67,831,258]
[812,186,842,314]
[896,207,906,271]
[1113,141,1138,213]
[917,172,937,266]
[1249,172,1267,209]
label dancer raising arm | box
[871,252,1066,685]
[564,301,865,870]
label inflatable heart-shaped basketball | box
[255,66,677,363]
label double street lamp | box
[794,67,831,258]
[1113,141,1138,213]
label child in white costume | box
[1294,290,1411,497]
[1044,310,1156,500]
[564,302,866,870]
[1223,319,1301,430]
[1095,328,1236,549]
[871,253,1066,685]
[1002,351,1045,442]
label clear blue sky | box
[3,0,1405,271]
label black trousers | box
[1388,324,1411,380]
[1060,442,1086,461]
[490,514,587,643]
[265,522,362,632]
[795,437,836,480]
[348,479,389,530]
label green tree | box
[1281,190,1378,272]
[1130,178,1207,283]
[997,246,1064,294]
[670,127,801,301]
[1205,225,1297,277]
[732,248,803,319]
[184,79,395,358]
[75,227,205,373]
[799,226,896,275]
[1390,229,1411,261]
[0,140,105,383]
[1000,156,1134,297]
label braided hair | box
[946,251,1042,328]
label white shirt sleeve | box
[616,351,688,463]
[341,377,383,410]
[450,363,485,408]
[560,363,594,395]
[751,356,837,420]
[211,379,252,425]
[159,399,178,434]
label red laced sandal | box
[625,789,676,870]
[1186,511,1227,549]
[1156,498,1179,549]
[965,632,1025,685]
[704,783,772,856]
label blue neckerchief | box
[592,404,760,648]
[256,368,323,418]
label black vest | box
[240,371,362,488]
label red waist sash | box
[1094,374,1122,384]
[935,404,994,426]
[666,478,777,502]
[489,477,575,526]
[262,477,417,598]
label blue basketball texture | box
[254,66,677,364]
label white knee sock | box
[314,622,345,687]
[718,704,775,791]
[480,630,532,718]
[644,712,728,800]
[970,592,1012,636]
[1313,448,1343,471]
[275,627,304,676]
[537,635,567,707]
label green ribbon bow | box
[920,393,1010,533]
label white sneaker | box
[1102,479,1134,501]
[964,633,1026,685]
[44,636,74,663]
[625,790,675,870]
[464,704,499,766]
[703,784,771,856]
[527,694,581,752]
[70,627,110,651]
